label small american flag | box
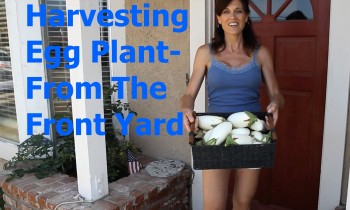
[127,150,143,175]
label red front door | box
[226,0,330,209]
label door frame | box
[318,0,350,209]
[189,1,206,209]
[189,1,350,209]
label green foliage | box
[106,138,141,182]
[104,84,137,116]
[4,134,76,180]
[103,84,137,140]
[4,83,140,183]
[4,134,140,182]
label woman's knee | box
[231,169,259,208]
[204,201,226,210]
[232,194,253,208]
[203,193,228,210]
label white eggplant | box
[231,128,250,135]
[227,111,257,128]
[198,115,225,130]
[207,122,232,145]
[203,129,213,142]
[232,134,253,145]
[250,119,265,131]
[251,131,263,141]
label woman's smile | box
[217,0,248,35]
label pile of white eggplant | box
[195,111,272,146]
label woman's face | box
[217,0,249,35]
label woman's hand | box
[182,109,198,132]
[266,101,279,127]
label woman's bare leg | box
[232,169,260,210]
[202,169,231,210]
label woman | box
[180,0,284,209]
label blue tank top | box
[206,48,262,113]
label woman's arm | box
[257,46,284,126]
[180,44,210,131]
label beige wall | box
[125,0,191,164]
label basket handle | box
[189,111,197,145]
[266,113,278,141]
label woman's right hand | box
[182,109,198,132]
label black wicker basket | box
[190,112,277,170]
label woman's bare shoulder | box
[257,45,270,56]
[195,44,211,65]
[257,45,272,65]
[197,44,211,55]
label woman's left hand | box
[266,101,279,126]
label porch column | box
[66,1,109,201]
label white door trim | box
[190,1,206,209]
[318,0,350,209]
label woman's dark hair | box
[211,0,258,55]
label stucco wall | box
[125,0,191,164]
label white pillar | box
[66,1,108,201]
[319,0,350,209]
